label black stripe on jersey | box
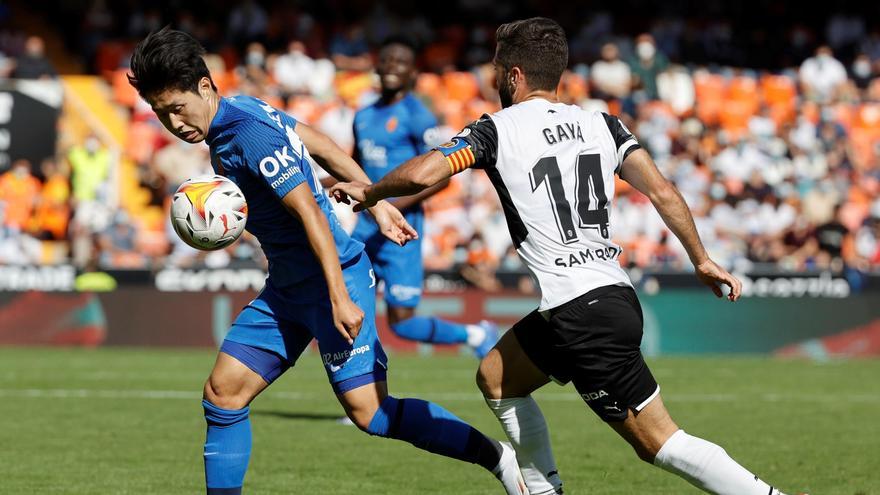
[601,112,641,171]
[458,114,498,170]
[485,165,529,249]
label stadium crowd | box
[1,2,879,291]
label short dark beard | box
[498,78,514,108]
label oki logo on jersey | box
[260,146,302,191]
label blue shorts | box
[221,252,388,394]
[352,210,424,308]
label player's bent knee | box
[347,406,379,432]
[203,378,249,410]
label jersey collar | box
[206,97,230,145]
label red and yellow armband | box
[435,138,476,175]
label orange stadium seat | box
[111,69,138,108]
[416,73,445,102]
[727,76,759,114]
[694,72,725,125]
[761,73,797,125]
[558,71,588,103]
[464,99,500,124]
[436,98,466,131]
[442,71,480,103]
[760,74,797,107]
[286,96,322,124]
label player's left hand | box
[695,259,742,302]
[329,181,375,211]
[369,200,419,246]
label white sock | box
[465,324,486,347]
[485,396,563,495]
[654,430,786,495]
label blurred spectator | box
[460,233,500,292]
[152,139,212,193]
[629,34,668,101]
[12,36,56,79]
[0,159,40,230]
[69,136,110,202]
[330,25,372,72]
[31,158,70,241]
[228,0,268,45]
[798,46,847,103]
[98,212,147,268]
[272,41,335,98]
[850,53,874,91]
[590,42,632,100]
[814,203,850,267]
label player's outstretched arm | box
[619,148,742,301]
[330,150,451,212]
[281,181,364,343]
[296,122,417,245]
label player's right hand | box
[695,259,742,302]
[332,296,364,344]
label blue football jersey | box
[353,93,439,185]
[206,95,363,287]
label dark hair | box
[495,17,568,91]
[379,35,418,56]
[128,26,216,98]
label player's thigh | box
[477,313,551,399]
[207,289,314,409]
[204,351,270,410]
[307,254,390,391]
[608,394,679,462]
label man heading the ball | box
[129,27,525,494]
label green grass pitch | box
[0,347,877,494]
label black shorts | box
[513,285,659,422]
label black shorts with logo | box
[513,284,659,422]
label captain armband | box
[434,138,476,175]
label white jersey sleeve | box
[439,100,640,310]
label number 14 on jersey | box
[530,153,610,244]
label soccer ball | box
[170,174,248,250]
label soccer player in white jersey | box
[331,17,798,495]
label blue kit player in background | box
[352,37,499,357]
[128,28,525,495]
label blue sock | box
[366,396,502,471]
[203,400,251,494]
[390,316,468,344]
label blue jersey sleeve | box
[237,121,307,199]
[408,100,440,154]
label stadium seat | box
[111,69,138,108]
[416,73,445,102]
[727,75,760,115]
[719,100,755,140]
[442,71,480,103]
[693,72,725,125]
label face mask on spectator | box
[13,166,27,178]
[636,41,655,61]
[854,60,871,78]
[246,51,265,67]
[85,137,100,153]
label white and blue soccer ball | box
[170,174,248,251]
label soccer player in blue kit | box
[351,38,499,357]
[128,28,525,494]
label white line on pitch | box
[0,388,878,403]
